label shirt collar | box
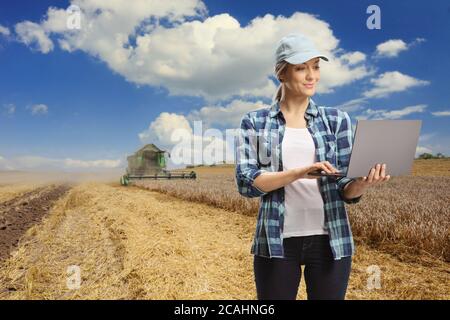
[269,97,319,119]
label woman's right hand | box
[297,161,341,179]
[253,161,341,194]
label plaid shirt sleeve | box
[235,113,269,198]
[335,110,363,204]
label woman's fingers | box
[357,163,391,186]
[368,163,391,184]
[314,163,327,173]
[323,161,339,173]
[312,163,324,174]
[367,166,376,183]
[380,163,388,181]
[312,161,339,174]
[320,163,332,173]
[323,162,333,173]
[377,163,392,183]
[380,163,386,178]
[372,163,381,184]
[373,164,381,182]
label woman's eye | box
[295,66,320,71]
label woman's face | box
[281,57,321,97]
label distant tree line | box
[416,152,448,159]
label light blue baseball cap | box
[275,33,329,65]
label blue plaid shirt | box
[235,98,362,260]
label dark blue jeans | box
[253,234,352,300]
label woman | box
[235,33,390,300]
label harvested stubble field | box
[0,160,449,299]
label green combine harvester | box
[120,143,196,186]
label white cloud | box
[139,112,193,146]
[431,110,450,116]
[3,104,16,115]
[0,24,10,37]
[0,155,15,171]
[375,39,408,58]
[14,1,372,101]
[333,97,368,113]
[419,133,436,143]
[339,51,366,65]
[15,21,54,53]
[28,104,48,115]
[14,156,60,169]
[355,104,427,120]
[414,134,450,158]
[138,98,275,166]
[138,100,268,154]
[363,71,429,98]
[334,68,429,115]
[139,98,269,147]
[375,38,425,58]
[415,146,433,157]
[15,0,206,53]
[0,154,122,171]
[63,158,121,168]
[412,37,426,45]
[187,99,268,127]
[139,110,238,166]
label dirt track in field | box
[0,184,71,263]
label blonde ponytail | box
[274,83,283,102]
[272,61,289,102]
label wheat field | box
[0,160,449,299]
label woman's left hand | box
[354,163,391,189]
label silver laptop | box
[309,120,422,178]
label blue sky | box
[0,0,449,171]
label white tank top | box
[281,127,328,238]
